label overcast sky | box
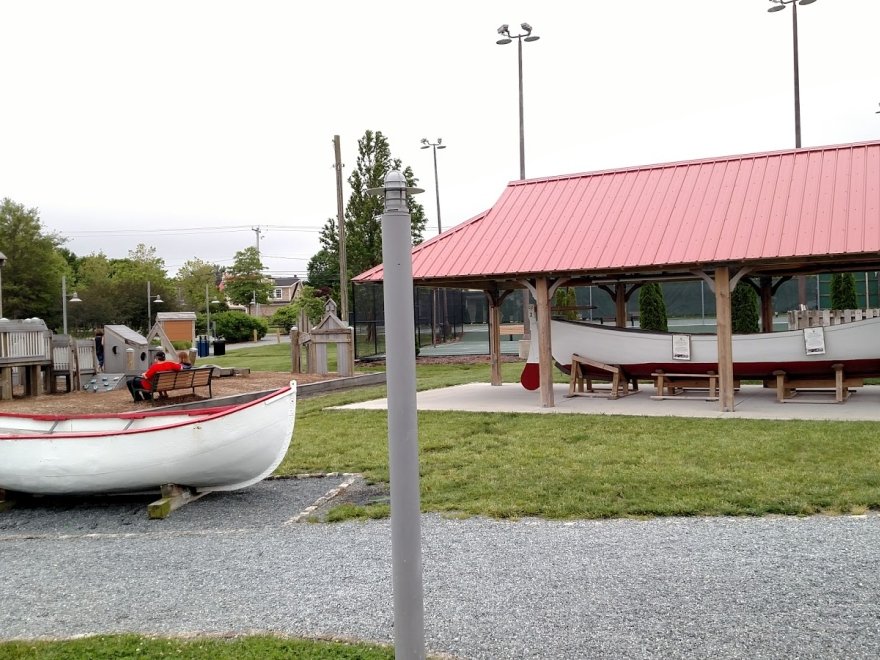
[2,0,878,279]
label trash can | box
[212,338,226,356]
[196,336,209,358]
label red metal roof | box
[354,140,880,284]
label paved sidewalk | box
[337,381,880,421]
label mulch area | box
[1,355,521,416]
[0,371,335,416]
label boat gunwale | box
[0,383,293,441]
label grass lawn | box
[200,345,879,520]
[0,635,394,659]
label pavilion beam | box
[714,266,735,412]
[484,290,510,386]
[615,283,626,328]
[759,276,774,333]
[535,277,554,408]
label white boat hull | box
[521,314,880,390]
[0,382,296,495]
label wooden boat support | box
[772,363,863,403]
[566,354,637,399]
[652,370,725,401]
[148,484,207,519]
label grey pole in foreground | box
[62,275,69,335]
[368,170,426,659]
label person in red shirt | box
[126,351,182,402]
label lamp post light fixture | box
[767,0,818,149]
[496,21,539,339]
[147,281,163,330]
[0,250,6,319]
[206,284,220,339]
[367,171,426,659]
[61,275,82,335]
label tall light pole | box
[61,275,81,335]
[767,0,817,149]
[497,22,540,338]
[147,281,163,331]
[421,138,447,342]
[205,284,220,339]
[0,251,6,319]
[768,0,817,306]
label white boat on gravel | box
[0,382,296,495]
[520,314,880,390]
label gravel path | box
[2,479,879,659]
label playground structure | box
[290,300,354,377]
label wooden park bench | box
[498,323,524,340]
[566,354,637,399]
[148,367,214,405]
[651,370,727,401]
[771,363,862,403]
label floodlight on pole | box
[767,0,819,149]
[496,21,540,339]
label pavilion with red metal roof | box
[354,139,880,411]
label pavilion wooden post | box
[535,277,554,407]
[714,266,735,412]
[615,283,627,328]
[759,276,774,333]
[486,292,503,386]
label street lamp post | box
[768,0,817,306]
[420,138,448,342]
[206,284,220,339]
[767,0,818,149]
[61,275,82,335]
[147,281,163,330]
[0,251,6,319]
[497,22,540,338]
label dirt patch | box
[1,371,338,415]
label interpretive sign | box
[803,327,826,355]
[672,334,691,360]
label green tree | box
[731,282,760,333]
[175,258,223,312]
[315,130,427,293]
[553,287,578,320]
[831,273,858,310]
[306,248,340,291]
[0,198,68,323]
[269,284,327,332]
[222,247,272,307]
[638,282,668,332]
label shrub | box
[211,311,268,343]
[639,282,668,332]
[731,282,759,333]
[831,273,858,310]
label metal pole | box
[516,36,532,338]
[334,135,349,322]
[62,275,69,335]
[147,281,151,329]
[206,284,211,340]
[517,37,525,180]
[373,171,425,659]
[792,1,801,149]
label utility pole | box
[334,135,349,322]
[252,225,263,317]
